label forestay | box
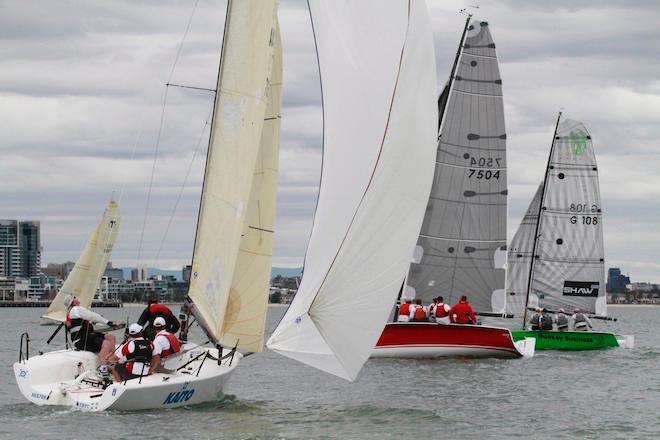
[406,20,507,313]
[516,119,607,316]
[188,0,279,348]
[43,200,120,322]
[267,0,438,381]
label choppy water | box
[1,305,658,439]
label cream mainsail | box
[43,200,120,322]
[267,0,438,381]
[187,0,279,349]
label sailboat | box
[372,17,535,359]
[14,0,282,411]
[507,115,634,350]
[41,199,120,325]
[266,0,439,380]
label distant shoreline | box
[609,304,660,308]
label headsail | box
[512,119,607,317]
[505,184,543,317]
[43,200,120,322]
[406,20,507,313]
[220,23,282,353]
[267,0,438,381]
[187,0,279,347]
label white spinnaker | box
[221,22,282,353]
[188,0,278,343]
[505,184,543,317]
[43,200,120,322]
[267,0,437,381]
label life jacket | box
[65,308,94,349]
[556,314,569,329]
[413,305,426,321]
[399,303,411,316]
[429,303,438,318]
[158,332,181,358]
[436,303,448,318]
[540,315,553,330]
[529,313,540,330]
[149,303,171,317]
[574,313,589,329]
[123,338,153,375]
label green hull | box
[511,330,619,351]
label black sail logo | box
[563,281,599,297]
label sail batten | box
[406,19,507,313]
[267,0,438,381]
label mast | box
[437,14,472,132]
[522,111,562,328]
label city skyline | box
[1,1,658,282]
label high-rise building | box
[182,265,192,283]
[131,265,147,282]
[607,267,630,293]
[104,262,124,281]
[0,220,41,278]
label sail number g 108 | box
[569,203,598,213]
[570,216,598,225]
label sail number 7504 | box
[468,169,500,179]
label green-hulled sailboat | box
[505,114,634,351]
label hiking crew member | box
[138,298,180,340]
[428,298,439,320]
[409,299,428,322]
[150,317,182,373]
[555,308,569,331]
[529,307,542,331]
[110,323,154,382]
[433,296,451,325]
[572,309,593,331]
[398,298,412,322]
[64,294,116,363]
[449,295,477,324]
[540,308,553,330]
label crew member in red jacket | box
[397,298,413,322]
[138,297,180,340]
[449,295,477,324]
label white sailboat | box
[267,0,438,380]
[14,0,282,411]
[42,199,120,324]
[507,115,634,350]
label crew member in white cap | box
[64,294,116,364]
[150,317,182,373]
[109,323,154,382]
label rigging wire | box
[135,0,200,265]
[153,109,213,263]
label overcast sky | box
[1,0,658,282]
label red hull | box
[372,322,523,358]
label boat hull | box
[372,322,534,359]
[13,344,241,411]
[510,330,626,350]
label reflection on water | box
[1,306,659,439]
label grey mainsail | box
[406,20,507,312]
[507,118,607,318]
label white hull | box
[13,343,241,411]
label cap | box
[153,317,166,327]
[559,308,565,313]
[573,308,580,313]
[63,294,74,308]
[128,323,143,335]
